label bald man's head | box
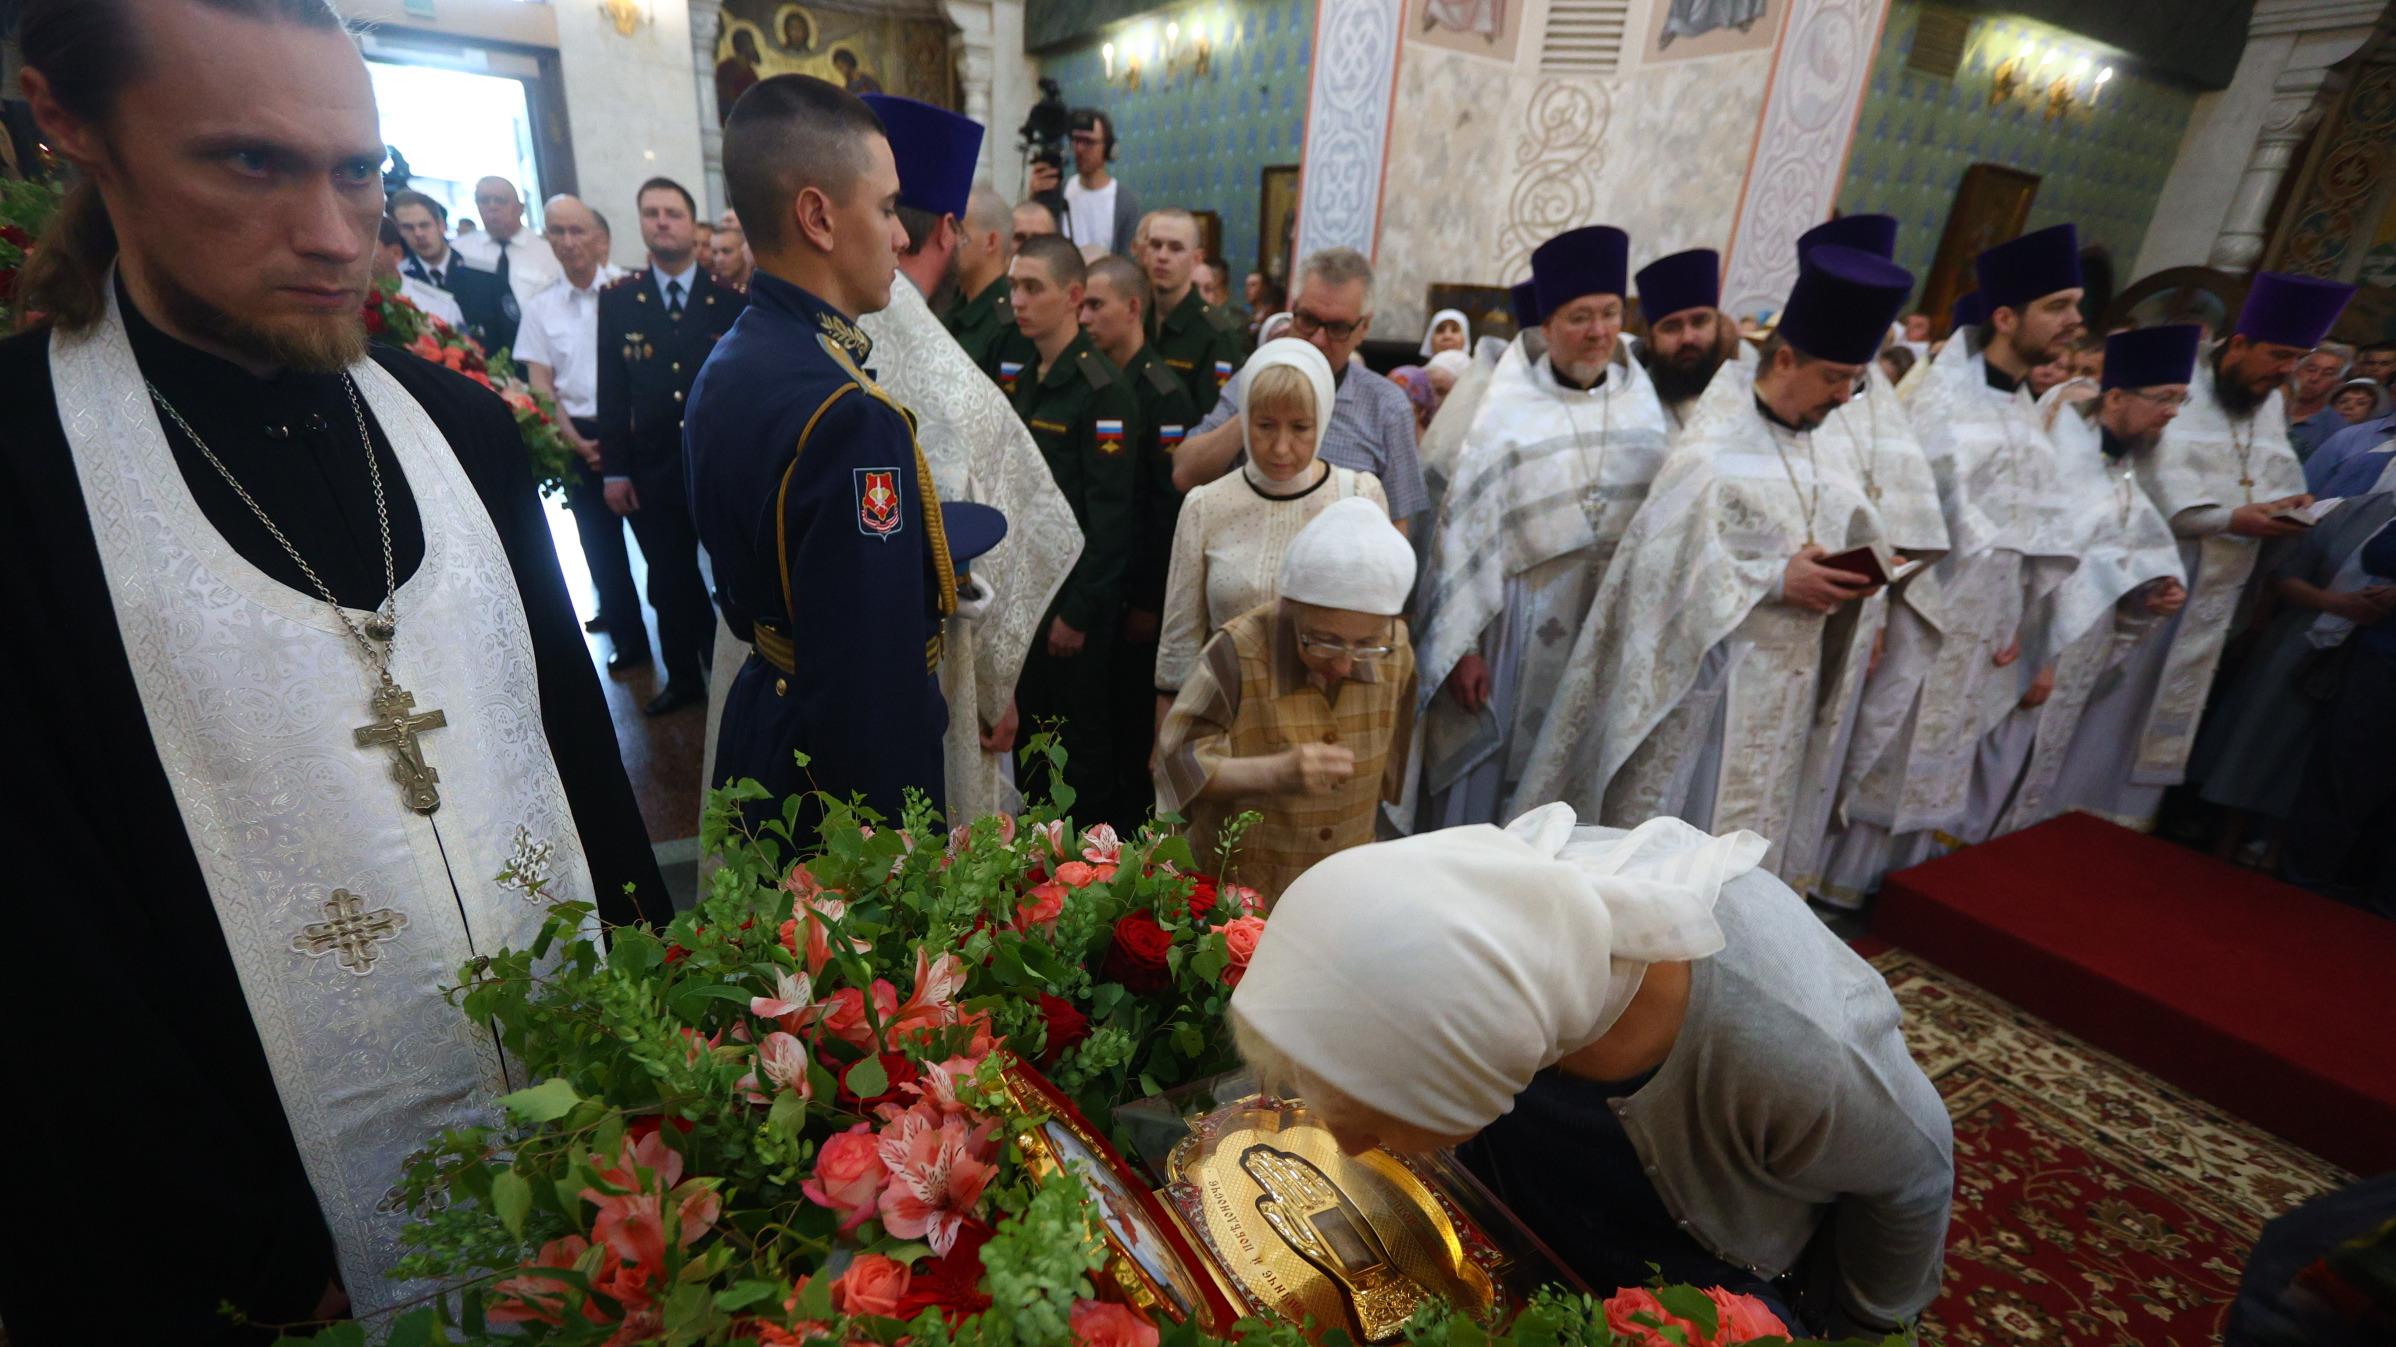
[474,176,527,241]
[540,194,607,280]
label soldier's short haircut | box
[723,74,887,255]
[1017,234,1087,290]
[389,189,448,225]
[1086,255,1151,319]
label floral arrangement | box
[363,276,577,497]
[273,749,1906,1347]
[0,176,68,331]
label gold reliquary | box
[999,1061,1584,1344]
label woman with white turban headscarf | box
[1154,498,1418,901]
[1155,340,1389,704]
[1229,805,1953,1338]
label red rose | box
[1185,875,1221,920]
[895,1220,994,1320]
[0,224,34,249]
[1037,992,1091,1066]
[624,1114,695,1144]
[1103,912,1174,995]
[830,1253,911,1317]
[1015,881,1067,935]
[836,1050,919,1111]
[1070,1300,1158,1347]
[362,304,385,335]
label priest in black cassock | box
[0,0,670,1341]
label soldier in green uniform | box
[1008,235,1142,819]
[947,185,1040,395]
[1143,207,1249,417]
[1080,254,1197,802]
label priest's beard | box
[1554,354,1611,390]
[150,262,370,374]
[1643,345,1722,406]
[2212,355,2268,418]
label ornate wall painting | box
[1649,0,1781,63]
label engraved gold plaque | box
[1165,1100,1498,1343]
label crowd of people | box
[4,0,2391,1332]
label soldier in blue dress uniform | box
[688,74,982,830]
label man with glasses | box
[1031,107,1140,256]
[1170,248,1428,533]
[1518,246,1915,885]
[1154,497,1419,903]
[517,194,647,672]
[2049,271,2352,831]
[1411,226,1670,831]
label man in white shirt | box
[1055,108,1140,256]
[513,194,644,671]
[452,176,560,318]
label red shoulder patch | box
[856,466,904,538]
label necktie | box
[493,237,511,289]
[666,278,685,319]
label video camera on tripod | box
[1016,76,1071,230]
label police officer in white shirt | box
[514,194,646,670]
[452,175,562,320]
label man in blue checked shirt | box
[1007,235,1145,821]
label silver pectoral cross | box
[291,888,409,975]
[354,677,448,814]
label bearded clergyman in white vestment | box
[1977,327,2200,837]
[701,100,1085,826]
[2049,273,2354,829]
[1516,246,1915,874]
[0,2,670,1337]
[1820,226,2085,902]
[1631,248,1739,437]
[1409,227,1672,828]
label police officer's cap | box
[861,94,985,219]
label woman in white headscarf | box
[1155,340,1389,704]
[1229,806,1953,1338]
[1420,307,1471,357]
[1154,499,1418,901]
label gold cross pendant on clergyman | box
[291,888,409,975]
[355,676,448,814]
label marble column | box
[2208,0,2386,271]
[689,0,728,216]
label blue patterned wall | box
[1836,1,2201,290]
[1037,0,1314,277]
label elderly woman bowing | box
[1228,806,1955,1338]
[1154,499,1417,904]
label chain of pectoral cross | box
[148,376,448,816]
[2229,413,2258,503]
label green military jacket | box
[1118,344,1197,616]
[1151,286,1247,419]
[949,276,1038,390]
[1012,332,1142,634]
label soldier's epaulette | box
[605,270,647,292]
[1076,349,1116,389]
[994,291,1015,317]
[1201,302,1240,334]
[816,308,871,363]
[1141,359,1181,398]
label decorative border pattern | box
[1719,0,1891,318]
[1495,78,1614,285]
[1295,0,1406,260]
[2271,50,2396,278]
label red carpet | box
[1872,811,2396,1173]
[1872,949,2349,1346]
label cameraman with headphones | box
[1030,107,1143,257]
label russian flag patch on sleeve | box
[998,360,1024,393]
[1213,359,1234,388]
[1158,424,1187,452]
[1095,418,1126,454]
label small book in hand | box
[2267,497,2343,527]
[1818,545,1922,587]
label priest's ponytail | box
[13,0,347,332]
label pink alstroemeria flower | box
[579,1134,722,1285]
[1080,823,1122,864]
[751,968,820,1033]
[738,1031,813,1106]
[875,1100,998,1256]
[889,947,968,1043]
